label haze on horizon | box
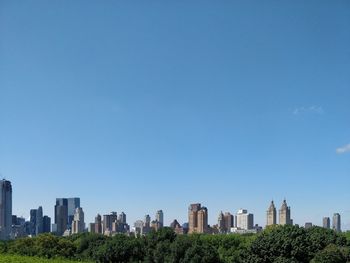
[0,1,349,229]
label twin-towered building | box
[266,199,292,227]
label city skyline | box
[1,1,350,231]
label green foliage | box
[1,226,349,263]
[0,254,88,263]
[311,244,346,263]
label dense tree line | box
[0,225,350,262]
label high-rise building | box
[144,215,151,228]
[29,209,37,236]
[224,212,234,231]
[71,207,85,234]
[94,214,102,234]
[218,211,225,233]
[236,209,254,230]
[103,212,118,233]
[156,210,164,227]
[332,213,341,232]
[67,198,80,228]
[279,199,292,225]
[266,200,277,226]
[55,198,68,236]
[188,203,201,234]
[118,212,126,224]
[197,206,208,233]
[36,206,43,235]
[43,216,51,233]
[323,217,330,229]
[0,179,12,240]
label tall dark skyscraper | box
[0,179,12,240]
[43,215,51,233]
[54,198,68,236]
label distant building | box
[304,222,313,229]
[332,213,341,232]
[36,206,43,235]
[236,209,254,230]
[94,214,102,234]
[55,198,68,236]
[88,223,95,233]
[67,198,80,229]
[170,219,184,234]
[43,216,51,233]
[103,212,118,234]
[323,217,330,229]
[156,210,164,227]
[224,212,234,231]
[266,201,277,226]
[188,203,209,233]
[11,215,26,239]
[279,199,292,225]
[71,207,85,234]
[0,179,12,240]
[144,215,151,228]
[218,211,225,233]
[118,212,127,224]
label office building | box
[0,179,12,240]
[94,214,102,234]
[188,203,208,233]
[67,198,80,228]
[218,211,225,233]
[279,199,292,225]
[43,216,51,233]
[156,210,164,227]
[236,209,254,230]
[118,212,126,224]
[323,217,330,229]
[224,212,234,230]
[266,200,277,226]
[304,222,313,229]
[103,212,118,233]
[71,207,85,234]
[332,213,341,232]
[54,198,68,236]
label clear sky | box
[1,1,349,229]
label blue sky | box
[1,0,349,229]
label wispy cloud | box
[336,144,350,154]
[293,105,324,115]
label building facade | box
[332,213,341,232]
[54,198,68,236]
[279,199,292,225]
[236,209,254,230]
[71,207,85,234]
[266,200,277,226]
[188,203,208,233]
[323,217,330,229]
[0,179,12,240]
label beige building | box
[71,207,85,234]
[188,203,209,233]
[266,200,277,226]
[279,199,292,225]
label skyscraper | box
[188,203,201,234]
[156,210,164,227]
[224,212,234,231]
[236,209,254,230]
[266,200,277,226]
[323,217,330,229]
[144,214,151,228]
[43,216,51,233]
[103,212,118,233]
[332,213,341,232]
[94,214,102,234]
[197,206,208,233]
[55,198,68,236]
[29,209,37,236]
[218,211,225,233]
[0,179,12,240]
[35,206,43,235]
[67,198,80,228]
[118,212,126,224]
[71,207,85,234]
[279,199,292,225]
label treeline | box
[1,225,350,263]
